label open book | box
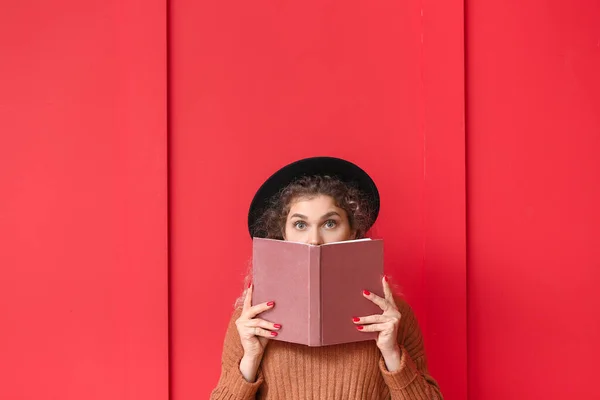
[251,237,384,347]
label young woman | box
[211,157,442,399]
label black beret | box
[248,156,380,238]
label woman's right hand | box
[236,284,280,381]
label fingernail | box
[356,326,364,330]
[270,331,278,337]
[384,275,388,282]
[363,290,371,296]
[248,282,252,288]
[352,317,360,322]
[267,301,275,307]
[273,324,282,329]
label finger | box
[252,326,279,338]
[242,283,253,311]
[382,275,395,304]
[363,289,389,312]
[352,314,388,325]
[242,300,275,319]
[356,322,394,333]
[244,318,282,331]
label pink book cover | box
[252,238,384,347]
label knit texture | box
[211,297,442,399]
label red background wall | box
[169,1,466,399]
[466,0,600,398]
[0,1,168,399]
[1,0,599,399]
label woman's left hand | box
[354,276,403,370]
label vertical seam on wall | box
[166,0,172,398]
[419,0,428,335]
[463,0,470,397]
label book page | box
[321,238,372,246]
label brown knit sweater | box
[211,297,442,399]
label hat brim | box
[248,156,380,238]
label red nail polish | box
[273,324,282,329]
[363,290,371,296]
[357,326,364,330]
[267,301,275,307]
[384,275,389,282]
[248,282,252,288]
[270,331,278,337]
[352,317,360,322]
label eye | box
[293,221,307,230]
[324,219,337,229]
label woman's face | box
[283,195,355,245]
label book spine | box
[307,245,321,346]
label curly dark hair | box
[252,175,376,240]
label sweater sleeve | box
[210,308,264,400]
[378,298,443,400]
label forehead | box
[288,195,342,214]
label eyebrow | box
[321,211,341,219]
[289,211,341,220]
